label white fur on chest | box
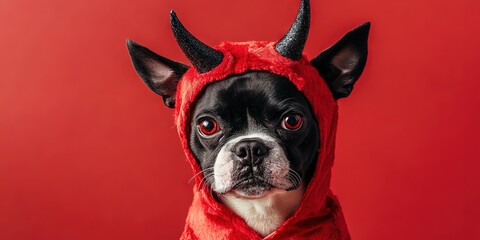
[218,185,305,237]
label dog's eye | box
[198,118,219,136]
[281,114,303,131]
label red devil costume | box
[176,38,350,239]
[127,0,370,238]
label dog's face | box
[188,72,319,197]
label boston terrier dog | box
[188,72,319,236]
[127,0,369,237]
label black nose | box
[233,139,269,166]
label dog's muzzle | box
[213,134,293,196]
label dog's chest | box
[218,186,304,237]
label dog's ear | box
[311,22,370,99]
[126,39,189,108]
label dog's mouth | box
[228,177,273,198]
[213,167,302,198]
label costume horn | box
[275,0,310,60]
[170,10,224,73]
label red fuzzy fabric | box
[174,41,350,239]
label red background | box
[1,0,479,239]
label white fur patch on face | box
[212,133,293,194]
[264,148,292,189]
[213,144,235,193]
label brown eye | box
[198,118,219,136]
[282,114,303,130]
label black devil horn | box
[275,0,310,60]
[170,10,223,73]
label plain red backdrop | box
[1,0,479,239]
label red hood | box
[174,41,349,239]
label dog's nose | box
[233,139,268,166]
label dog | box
[127,0,369,238]
[188,71,319,236]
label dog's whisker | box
[200,178,209,191]
[188,167,214,183]
[288,174,298,187]
[285,174,294,188]
[193,172,215,192]
[209,187,215,199]
[291,169,302,183]
[198,176,208,190]
[197,172,213,190]
[287,173,299,189]
[197,178,206,190]
[287,168,303,188]
[199,173,215,191]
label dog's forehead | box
[192,71,308,119]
